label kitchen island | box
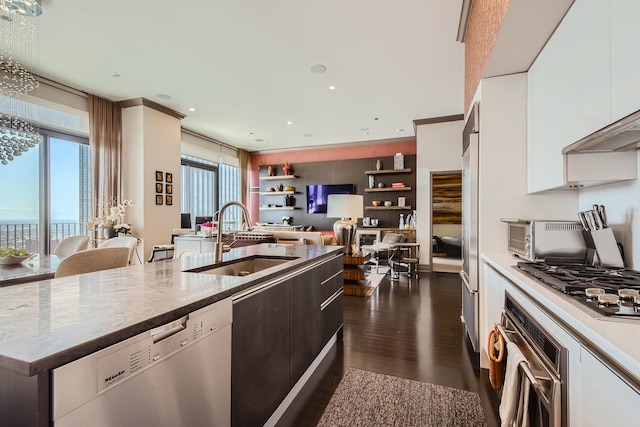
[0,243,343,426]
[482,253,640,426]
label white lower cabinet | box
[173,236,214,258]
[484,265,582,424]
[579,346,640,427]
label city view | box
[0,136,91,252]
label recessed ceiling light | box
[303,134,313,137]
[188,107,196,112]
[329,85,336,91]
[249,132,254,135]
[111,72,120,78]
[287,121,292,125]
[374,117,379,121]
[309,64,327,74]
[396,128,405,133]
[156,93,172,100]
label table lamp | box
[327,194,364,255]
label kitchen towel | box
[515,373,531,427]
[499,341,528,427]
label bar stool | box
[388,243,421,280]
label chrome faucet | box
[213,201,253,262]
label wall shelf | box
[259,206,300,211]
[259,191,297,195]
[364,187,412,193]
[259,175,297,181]
[365,206,412,210]
[364,168,411,175]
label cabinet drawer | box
[318,255,344,302]
[320,269,343,303]
[321,290,343,347]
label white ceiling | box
[27,0,465,152]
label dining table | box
[0,254,62,287]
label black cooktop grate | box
[517,261,640,317]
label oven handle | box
[495,323,546,391]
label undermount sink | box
[187,256,298,277]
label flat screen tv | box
[306,183,355,214]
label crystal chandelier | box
[0,0,41,165]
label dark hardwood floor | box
[276,271,500,427]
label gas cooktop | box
[517,261,640,318]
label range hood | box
[562,109,640,154]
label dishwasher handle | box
[151,315,188,343]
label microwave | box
[501,219,587,262]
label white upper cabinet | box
[527,12,566,192]
[611,0,640,122]
[560,0,610,144]
[528,0,637,193]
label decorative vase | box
[376,159,382,170]
[283,161,292,175]
[268,165,275,176]
[104,227,116,239]
[368,175,375,188]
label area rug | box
[317,368,487,427]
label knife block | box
[590,228,624,267]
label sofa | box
[267,230,334,246]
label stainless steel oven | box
[497,293,567,427]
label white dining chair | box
[100,236,138,264]
[54,247,130,278]
[53,235,90,258]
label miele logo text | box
[105,370,125,384]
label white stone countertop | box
[483,253,640,386]
[0,244,342,376]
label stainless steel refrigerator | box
[460,101,479,352]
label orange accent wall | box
[464,0,511,113]
[248,139,416,224]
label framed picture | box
[156,183,163,193]
[156,171,163,181]
[166,184,173,194]
[156,195,163,205]
[166,195,173,205]
[165,172,173,183]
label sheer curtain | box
[88,94,122,220]
[238,148,251,207]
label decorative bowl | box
[384,200,392,206]
[0,254,33,265]
[284,186,296,192]
[372,200,382,207]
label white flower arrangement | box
[88,199,134,233]
[113,223,132,235]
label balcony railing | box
[0,222,89,253]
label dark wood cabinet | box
[321,292,344,347]
[289,268,321,386]
[232,254,344,427]
[232,281,290,427]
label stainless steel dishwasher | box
[52,298,232,427]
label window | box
[180,156,240,230]
[0,129,90,253]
